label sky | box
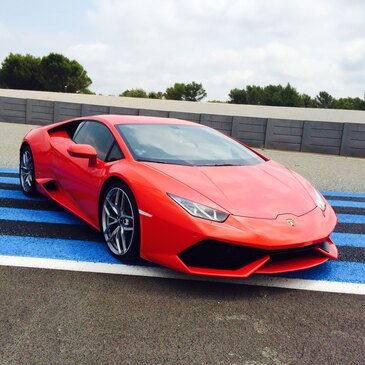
[0,0,364,101]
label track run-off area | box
[0,167,364,295]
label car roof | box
[91,114,199,127]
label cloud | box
[341,40,365,69]
[0,0,364,100]
[68,43,110,66]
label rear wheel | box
[101,182,140,261]
[19,145,36,196]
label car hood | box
[143,160,316,219]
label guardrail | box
[0,90,364,157]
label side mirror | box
[67,144,97,167]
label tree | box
[184,82,207,101]
[0,52,92,93]
[261,84,280,105]
[228,85,265,105]
[333,97,365,110]
[164,82,207,101]
[315,91,334,109]
[245,85,264,105]
[274,83,302,107]
[253,84,302,107]
[39,53,91,93]
[301,93,315,108]
[78,88,96,95]
[0,53,42,90]
[148,91,164,99]
[228,88,247,104]
[120,88,148,98]
[227,84,355,109]
[164,82,186,100]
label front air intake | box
[178,240,326,271]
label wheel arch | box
[20,140,31,153]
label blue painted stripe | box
[0,168,18,173]
[337,214,365,224]
[0,235,362,283]
[0,176,19,184]
[331,233,364,248]
[322,190,365,198]
[0,189,46,201]
[328,200,365,208]
[277,261,365,284]
[0,235,120,264]
[0,207,84,225]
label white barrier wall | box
[0,89,364,157]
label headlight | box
[168,194,229,222]
[314,188,326,211]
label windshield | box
[116,123,264,166]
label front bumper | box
[140,204,338,278]
[177,238,338,278]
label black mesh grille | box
[178,239,325,271]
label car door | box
[54,120,124,225]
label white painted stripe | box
[0,255,364,295]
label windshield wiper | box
[136,158,171,164]
[137,158,195,166]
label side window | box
[106,141,124,162]
[73,121,123,162]
[72,121,86,140]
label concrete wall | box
[0,90,364,157]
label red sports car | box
[20,115,338,278]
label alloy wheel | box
[102,187,135,256]
[20,148,34,194]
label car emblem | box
[287,219,295,227]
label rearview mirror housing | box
[67,144,97,167]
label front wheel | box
[101,182,140,261]
[19,145,36,196]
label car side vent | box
[43,179,57,191]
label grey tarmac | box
[1,267,364,365]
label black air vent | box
[178,240,325,271]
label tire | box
[19,145,37,197]
[101,181,140,261]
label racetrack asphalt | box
[1,266,364,365]
[0,121,364,364]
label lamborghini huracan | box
[20,115,338,278]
